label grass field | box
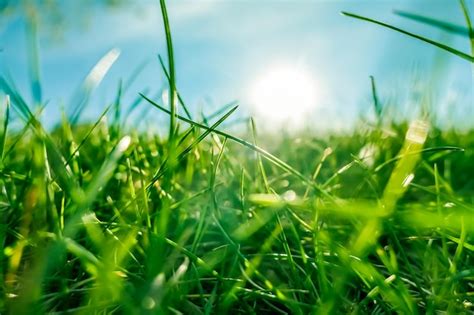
[1,1,473,314]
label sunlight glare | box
[248,64,319,126]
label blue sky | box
[0,0,472,131]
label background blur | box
[0,0,472,131]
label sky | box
[0,0,472,131]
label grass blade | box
[394,10,470,37]
[341,11,474,62]
[82,135,131,206]
[374,146,464,172]
[140,93,330,197]
[26,12,42,106]
[147,104,238,188]
[370,76,382,121]
[158,55,192,119]
[63,105,112,167]
[69,48,121,124]
[159,0,178,141]
[0,76,34,122]
[459,0,474,55]
[0,95,10,161]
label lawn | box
[1,1,473,314]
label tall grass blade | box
[382,119,429,212]
[394,10,470,37]
[159,0,178,141]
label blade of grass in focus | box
[394,10,470,37]
[159,0,178,142]
[341,11,474,62]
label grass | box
[1,1,473,314]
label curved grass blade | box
[63,237,100,276]
[341,11,474,62]
[0,76,34,122]
[374,146,464,172]
[460,0,474,55]
[69,48,121,124]
[1,79,84,200]
[394,10,470,37]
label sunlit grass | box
[0,1,473,314]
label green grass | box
[1,1,473,314]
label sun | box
[248,63,319,127]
